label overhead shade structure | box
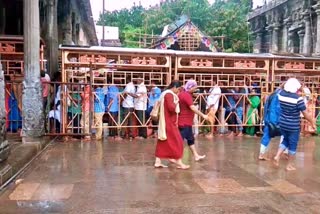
[152,15,221,52]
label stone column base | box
[22,137,42,145]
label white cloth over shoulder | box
[158,90,180,141]
[206,85,221,110]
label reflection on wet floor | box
[0,136,320,213]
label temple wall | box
[248,0,320,56]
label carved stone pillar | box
[62,1,73,45]
[287,31,295,53]
[272,23,280,53]
[253,32,263,53]
[266,25,273,53]
[298,30,305,54]
[312,4,320,54]
[0,61,10,161]
[303,11,312,55]
[283,18,292,52]
[45,0,59,77]
[22,0,44,138]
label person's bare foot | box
[273,156,280,166]
[176,164,190,170]
[83,136,91,142]
[169,159,177,164]
[258,154,270,161]
[206,134,214,139]
[237,133,244,137]
[286,164,296,171]
[226,132,234,137]
[283,153,289,160]
[154,163,168,168]
[115,136,122,141]
[195,155,206,162]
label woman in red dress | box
[154,81,190,169]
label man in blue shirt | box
[147,83,161,137]
[94,85,106,140]
[147,84,161,118]
[106,84,120,139]
[274,78,315,171]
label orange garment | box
[41,77,50,97]
[302,101,315,133]
[81,85,91,112]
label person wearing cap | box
[274,78,316,171]
[178,79,210,161]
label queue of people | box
[43,73,318,171]
[46,74,320,146]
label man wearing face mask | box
[178,79,210,161]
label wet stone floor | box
[0,136,320,214]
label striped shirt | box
[278,90,306,132]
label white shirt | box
[206,85,221,110]
[303,87,311,105]
[44,73,51,82]
[122,82,136,108]
[48,105,61,122]
[134,82,147,110]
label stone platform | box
[0,136,319,213]
[0,135,52,188]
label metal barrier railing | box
[4,80,320,137]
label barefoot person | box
[154,81,189,169]
[178,79,210,161]
[245,88,260,137]
[205,80,221,138]
[259,83,286,160]
[274,78,315,170]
